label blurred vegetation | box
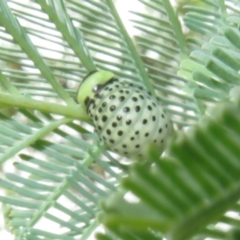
[0,0,239,240]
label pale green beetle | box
[77,70,172,158]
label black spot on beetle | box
[109,95,116,99]
[110,105,116,111]
[126,120,132,125]
[159,128,162,133]
[123,107,130,112]
[110,139,115,144]
[142,119,147,124]
[96,93,103,99]
[112,122,117,127]
[102,115,107,122]
[119,96,125,102]
[84,97,91,107]
[106,129,111,135]
[135,106,141,112]
[118,131,123,136]
[102,102,107,107]
[117,115,122,121]
[152,116,156,121]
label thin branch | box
[105,0,155,94]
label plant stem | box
[0,93,90,122]
[105,0,155,94]
[162,0,188,56]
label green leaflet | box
[98,101,240,240]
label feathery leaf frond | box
[0,0,239,240]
